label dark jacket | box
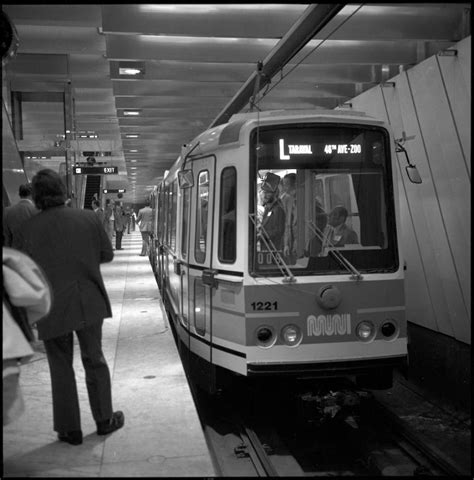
[12,205,113,340]
[113,206,128,232]
[3,199,38,247]
[260,199,286,250]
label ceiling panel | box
[2,3,470,205]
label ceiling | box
[2,3,471,204]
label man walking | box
[137,201,153,256]
[3,183,38,246]
[13,169,124,446]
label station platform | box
[3,230,216,477]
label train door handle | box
[202,269,218,288]
[174,260,186,275]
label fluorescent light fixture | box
[130,160,138,163]
[129,149,138,153]
[125,134,140,138]
[123,110,141,116]
[119,67,142,75]
[131,167,137,169]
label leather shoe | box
[96,411,124,435]
[58,430,83,445]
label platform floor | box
[3,230,216,477]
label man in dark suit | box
[3,183,38,246]
[13,169,124,446]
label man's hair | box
[282,173,296,187]
[92,200,100,208]
[19,183,32,198]
[332,205,348,220]
[31,169,66,210]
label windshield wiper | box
[249,213,296,283]
[307,220,363,281]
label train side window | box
[195,170,209,263]
[218,167,236,263]
[181,187,190,259]
[170,180,178,251]
[163,185,169,246]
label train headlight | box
[356,321,375,342]
[380,320,398,339]
[281,324,302,347]
[255,326,276,348]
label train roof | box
[228,108,372,122]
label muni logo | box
[307,314,351,337]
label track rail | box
[370,400,469,477]
[236,424,279,477]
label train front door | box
[187,155,216,387]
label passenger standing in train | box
[3,183,38,247]
[280,173,298,264]
[103,198,114,246]
[92,199,104,226]
[137,201,153,256]
[113,202,127,250]
[326,205,358,246]
[257,181,286,251]
[12,169,124,446]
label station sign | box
[103,189,126,193]
[73,166,118,175]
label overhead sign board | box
[73,166,118,175]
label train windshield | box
[249,124,399,276]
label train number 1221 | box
[250,301,278,311]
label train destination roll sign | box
[73,166,118,175]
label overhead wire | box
[254,4,365,107]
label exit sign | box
[73,166,118,175]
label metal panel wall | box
[350,37,471,344]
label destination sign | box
[279,138,362,160]
[73,166,118,175]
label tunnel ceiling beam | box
[208,4,346,128]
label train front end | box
[242,113,407,389]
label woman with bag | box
[3,247,52,425]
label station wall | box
[349,36,471,345]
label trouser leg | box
[140,231,147,255]
[43,333,81,432]
[106,222,113,244]
[115,230,122,249]
[75,320,113,423]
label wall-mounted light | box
[119,67,142,75]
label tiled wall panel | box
[348,37,470,344]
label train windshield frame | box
[248,123,399,276]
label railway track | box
[192,378,468,477]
